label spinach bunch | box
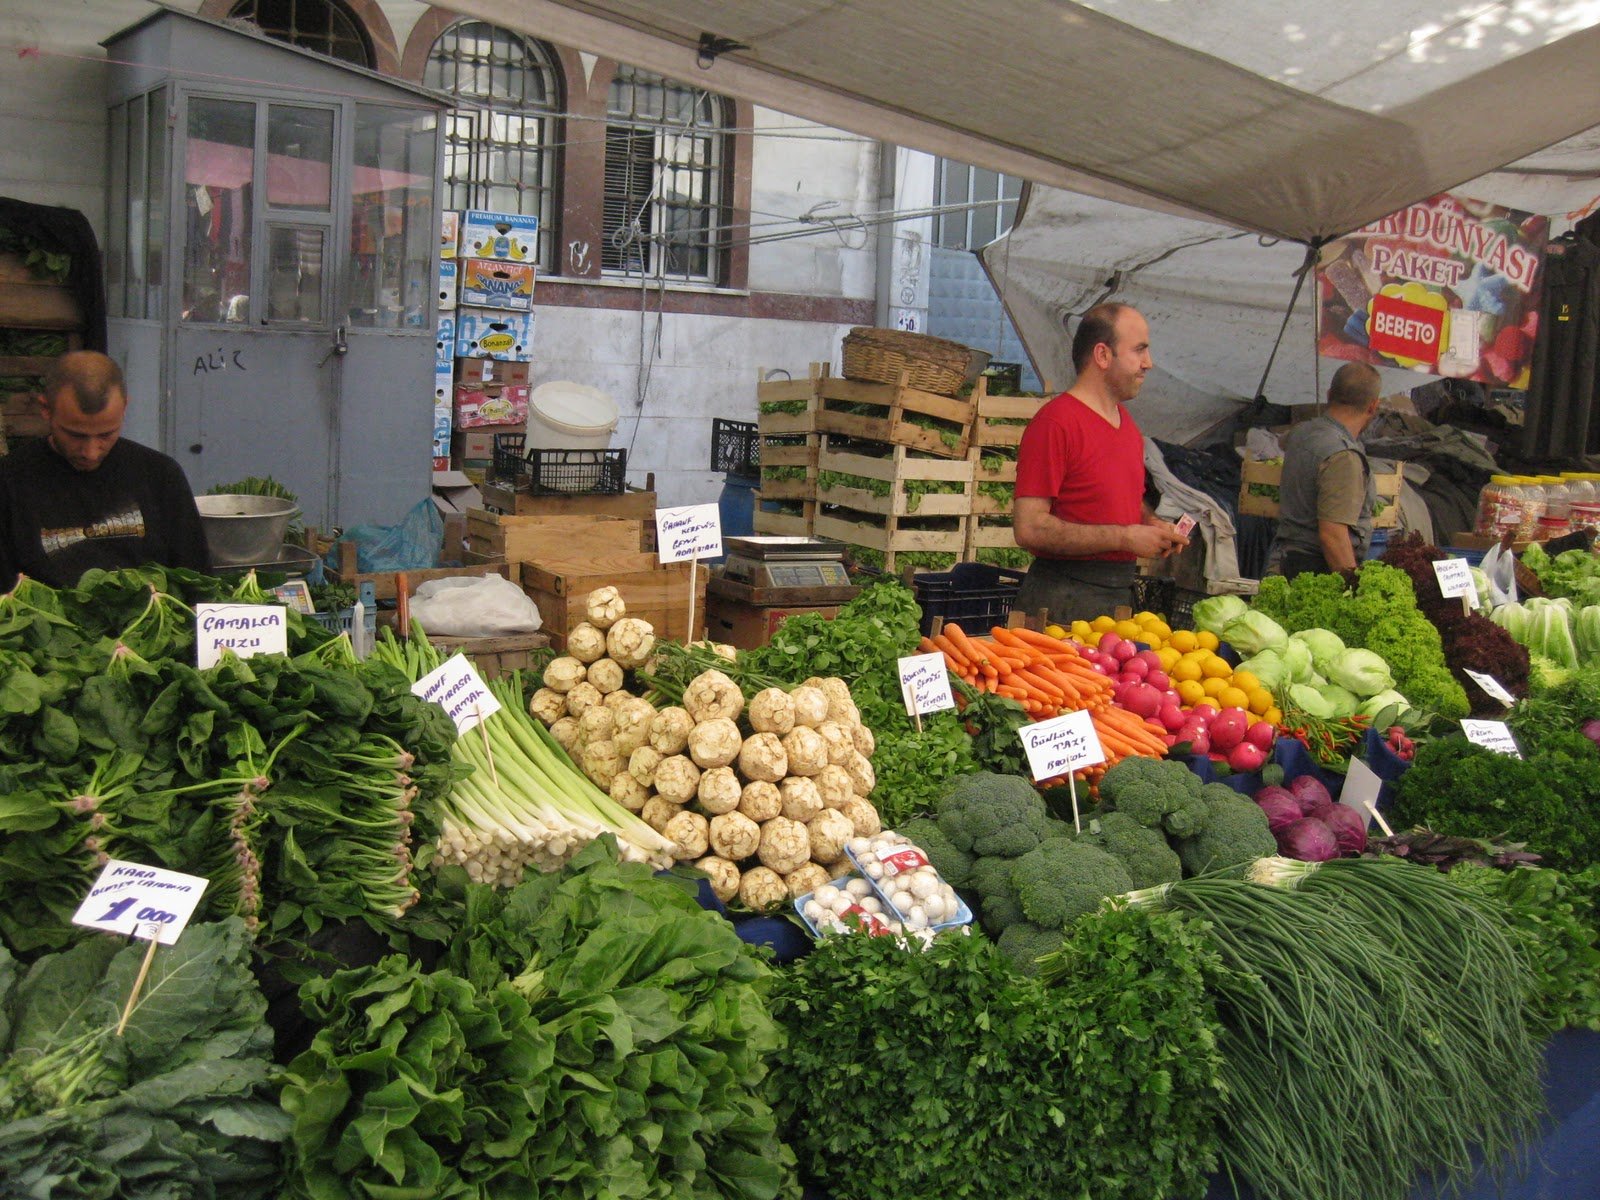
[740,578,976,825]
[281,839,799,1200]
[0,919,289,1196]
[770,905,1227,1200]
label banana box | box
[455,383,530,429]
[439,210,459,260]
[435,313,456,364]
[436,260,457,311]
[460,258,534,311]
[458,209,538,262]
[455,306,535,361]
[434,362,453,404]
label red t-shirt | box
[1014,391,1146,562]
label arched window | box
[424,21,559,272]
[227,0,372,68]
[603,67,727,284]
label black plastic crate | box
[1131,575,1176,618]
[913,562,1028,638]
[711,418,760,477]
[492,436,628,494]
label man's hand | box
[1127,520,1189,559]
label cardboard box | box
[455,383,529,428]
[432,455,450,472]
[436,259,457,311]
[1447,532,1532,552]
[466,510,646,563]
[522,551,705,648]
[453,423,524,461]
[439,210,459,260]
[456,358,530,386]
[455,306,535,361]
[435,313,456,364]
[706,595,840,649]
[458,209,539,262]
[460,257,535,310]
[434,362,454,403]
[433,404,452,440]
[1237,459,1404,528]
[432,469,482,516]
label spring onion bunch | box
[1117,857,1545,1200]
[372,626,674,884]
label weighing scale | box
[721,536,854,592]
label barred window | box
[603,67,726,284]
[424,20,559,273]
[933,161,1021,251]
[227,0,372,68]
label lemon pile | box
[1049,612,1283,726]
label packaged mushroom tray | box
[526,586,884,912]
[843,831,972,932]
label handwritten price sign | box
[655,504,723,564]
[412,653,501,734]
[1019,709,1105,782]
[195,603,287,668]
[1461,719,1521,758]
[897,653,955,716]
[1432,557,1475,600]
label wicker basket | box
[841,327,974,396]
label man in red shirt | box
[1013,302,1188,621]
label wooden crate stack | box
[965,392,1050,563]
[753,367,821,536]
[0,249,85,454]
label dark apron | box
[1014,558,1137,625]
[1278,547,1330,581]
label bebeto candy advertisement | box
[1317,193,1548,388]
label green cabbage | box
[1359,689,1411,721]
[1193,594,1249,637]
[1287,684,1335,719]
[1237,649,1286,692]
[1316,683,1362,719]
[1531,605,1578,670]
[1279,637,1315,684]
[1289,627,1345,673]
[1575,606,1600,662]
[1490,602,1531,644]
[1221,610,1289,657]
[1324,647,1395,698]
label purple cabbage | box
[1253,786,1304,834]
[1321,804,1369,855]
[1287,774,1333,815]
[1276,817,1340,862]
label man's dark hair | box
[43,350,125,416]
[1071,302,1132,373]
[1327,361,1381,410]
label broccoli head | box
[1176,789,1275,876]
[969,854,1026,935]
[1011,839,1133,930]
[897,816,975,888]
[936,771,1051,858]
[1079,811,1183,889]
[995,922,1067,976]
[1097,756,1204,831]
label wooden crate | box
[326,516,512,602]
[757,432,819,501]
[425,631,552,680]
[814,436,974,517]
[521,551,708,648]
[1239,459,1404,528]
[479,479,657,521]
[756,363,823,436]
[972,392,1048,447]
[814,374,976,460]
[814,506,966,575]
[0,254,81,331]
[465,510,646,563]
[752,494,816,537]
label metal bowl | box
[195,494,302,566]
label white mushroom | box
[815,721,856,767]
[528,687,568,726]
[789,686,829,728]
[566,623,608,664]
[807,808,856,865]
[757,815,811,876]
[585,585,625,630]
[814,764,855,809]
[738,866,789,912]
[846,751,877,796]
[780,726,829,777]
[648,707,694,755]
[687,717,743,770]
[586,658,625,695]
[664,810,711,860]
[628,745,663,787]
[653,754,702,804]
[747,688,796,736]
[696,766,742,815]
[606,618,657,669]
[778,776,823,823]
[543,656,587,694]
[694,855,741,903]
[737,731,788,783]
[564,681,603,717]
[609,771,650,812]
[709,811,761,862]
[683,669,744,723]
[737,780,782,823]
[784,862,831,900]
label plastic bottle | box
[1565,472,1600,532]
[1538,475,1572,539]
[1515,476,1547,542]
[1475,474,1517,536]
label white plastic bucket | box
[526,381,619,450]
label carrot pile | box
[920,622,1170,781]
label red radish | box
[1162,733,1178,747]
[1192,702,1219,718]
[1136,650,1165,672]
[1159,703,1187,733]
[1121,658,1150,679]
[1146,669,1171,692]
[1098,632,1122,654]
[1209,709,1248,752]
[1227,741,1268,773]
[1120,683,1163,720]
[1245,721,1275,750]
[1090,662,1110,676]
[1112,640,1138,662]
[1185,731,1211,754]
